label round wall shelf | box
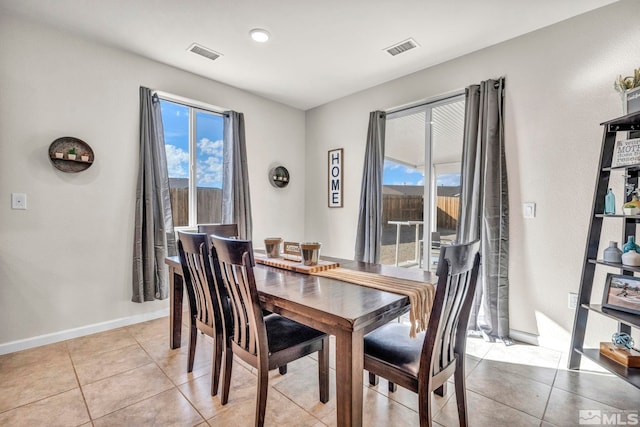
[48,137,94,173]
[269,166,290,188]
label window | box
[159,98,225,227]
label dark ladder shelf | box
[568,110,640,390]
[577,349,640,389]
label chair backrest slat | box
[210,236,268,359]
[420,240,481,379]
[177,232,223,335]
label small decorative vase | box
[621,250,640,266]
[605,188,616,214]
[623,236,638,253]
[603,241,623,263]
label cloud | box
[164,130,186,139]
[197,156,223,187]
[165,144,189,178]
[196,138,224,187]
[384,162,402,170]
[165,139,225,186]
[437,173,461,186]
[404,166,421,174]
[198,138,224,157]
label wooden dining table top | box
[252,256,435,333]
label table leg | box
[169,266,184,349]
[335,329,364,427]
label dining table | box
[165,254,435,427]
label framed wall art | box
[328,148,343,208]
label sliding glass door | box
[382,95,464,270]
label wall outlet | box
[568,292,578,309]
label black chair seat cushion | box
[265,314,326,354]
[364,322,425,378]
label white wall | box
[304,0,640,351]
[0,13,306,350]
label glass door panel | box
[430,100,464,269]
[382,96,464,271]
[382,109,426,268]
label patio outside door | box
[382,95,465,270]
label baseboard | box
[0,308,169,355]
[509,328,539,346]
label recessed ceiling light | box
[250,28,270,43]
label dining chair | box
[209,235,330,427]
[198,221,271,330]
[364,240,481,427]
[177,231,225,396]
[197,223,239,239]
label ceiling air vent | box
[187,43,222,61]
[384,38,419,56]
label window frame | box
[155,91,226,229]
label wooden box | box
[254,253,338,274]
[599,342,640,367]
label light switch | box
[11,193,27,210]
[523,202,535,218]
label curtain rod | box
[151,89,228,116]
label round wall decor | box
[269,166,290,188]
[48,137,94,173]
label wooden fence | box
[170,187,222,227]
[170,189,458,230]
[382,195,424,223]
[382,194,459,230]
[436,196,459,231]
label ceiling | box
[0,0,618,110]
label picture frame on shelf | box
[612,138,640,167]
[602,273,640,316]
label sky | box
[160,100,224,188]
[383,160,460,187]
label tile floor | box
[1,315,639,426]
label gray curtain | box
[222,111,253,240]
[457,77,511,343]
[132,87,176,302]
[355,111,386,263]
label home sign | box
[328,148,343,208]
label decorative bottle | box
[621,250,640,266]
[603,241,623,263]
[605,188,616,214]
[622,236,638,253]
